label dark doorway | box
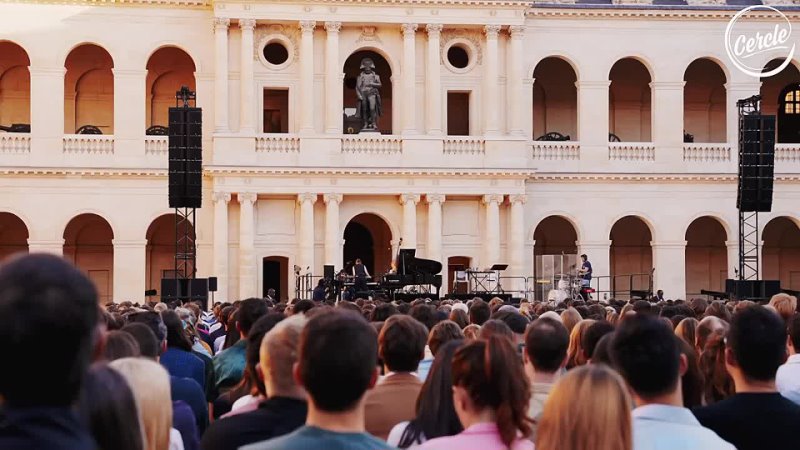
[263,89,289,133]
[447,91,470,136]
[262,256,288,301]
[342,213,393,279]
[778,83,800,144]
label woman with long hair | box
[79,364,145,450]
[160,310,205,390]
[560,307,582,333]
[390,340,464,448]
[417,336,533,450]
[536,364,632,450]
[699,331,735,405]
[566,319,595,369]
[675,317,698,349]
[677,338,705,408]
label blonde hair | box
[769,293,797,322]
[260,314,307,396]
[675,317,698,349]
[537,365,632,450]
[463,324,481,340]
[561,307,582,333]
[566,319,595,369]
[110,358,172,450]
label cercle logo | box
[725,5,795,78]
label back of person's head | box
[245,312,286,396]
[463,324,481,340]
[126,310,167,348]
[104,330,141,361]
[160,309,192,351]
[789,314,800,351]
[674,317,698,349]
[632,300,652,314]
[79,364,145,450]
[428,320,464,356]
[449,308,469,329]
[582,321,614,361]
[380,314,429,372]
[410,303,438,331]
[690,297,709,316]
[560,307,582,333]
[591,333,615,366]
[371,302,398,322]
[298,310,378,412]
[452,335,531,448]
[704,300,732,322]
[727,305,787,382]
[611,314,681,400]
[292,299,315,315]
[536,365,632,450]
[493,310,529,336]
[468,300,491,326]
[696,316,728,353]
[261,314,305,397]
[769,293,798,323]
[237,298,269,336]
[110,358,172,450]
[120,323,160,359]
[566,319,595,369]
[539,310,563,323]
[478,319,514,342]
[676,338,704,409]
[524,317,569,374]
[0,254,98,407]
[700,331,734,404]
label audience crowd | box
[2,253,800,450]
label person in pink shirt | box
[417,335,534,450]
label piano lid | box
[395,248,443,276]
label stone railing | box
[63,135,114,154]
[775,143,800,163]
[683,143,731,162]
[0,133,31,154]
[144,136,168,155]
[531,141,580,160]
[443,137,485,155]
[341,135,402,154]
[255,134,300,153]
[608,142,655,162]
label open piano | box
[381,248,443,300]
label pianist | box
[352,258,371,293]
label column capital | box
[111,68,148,78]
[299,20,316,33]
[725,81,762,91]
[650,240,688,249]
[578,240,613,248]
[483,24,501,38]
[649,81,685,90]
[323,193,343,204]
[214,18,230,30]
[401,23,419,36]
[111,239,148,248]
[575,80,610,89]
[213,191,232,203]
[298,192,318,204]
[425,23,443,36]
[724,240,739,248]
[239,192,258,204]
[400,194,421,205]
[324,21,342,33]
[27,239,65,247]
[239,18,256,30]
[508,25,526,38]
[28,66,66,77]
[482,194,504,205]
[426,193,446,204]
[509,194,527,205]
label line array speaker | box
[737,114,775,212]
[168,107,203,208]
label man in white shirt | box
[611,314,734,450]
[777,314,800,405]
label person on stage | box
[352,258,371,294]
[579,254,592,287]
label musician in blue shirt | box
[579,254,592,287]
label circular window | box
[264,42,289,66]
[447,45,469,69]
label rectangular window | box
[263,89,289,133]
[447,91,470,136]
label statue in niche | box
[355,57,382,132]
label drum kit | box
[546,273,591,304]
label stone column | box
[576,81,610,163]
[112,69,147,155]
[725,240,739,280]
[508,194,527,291]
[213,192,231,301]
[401,23,418,135]
[297,193,317,274]
[425,24,443,135]
[400,194,421,249]
[483,194,503,267]
[483,25,501,136]
[324,21,342,134]
[652,240,687,300]
[726,81,762,154]
[578,240,612,299]
[27,239,64,256]
[112,239,147,303]
[426,194,445,262]
[214,18,230,132]
[650,81,685,163]
[324,193,343,267]
[239,19,257,134]
[238,192,257,300]
[507,26,525,136]
[29,67,65,159]
[299,21,316,134]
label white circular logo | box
[725,5,795,78]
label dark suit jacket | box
[364,372,423,440]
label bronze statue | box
[356,57,382,132]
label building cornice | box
[206,165,537,178]
[0,167,169,177]
[229,0,531,8]
[527,5,800,20]
[1,0,210,8]
[532,173,800,183]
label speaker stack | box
[737,114,775,212]
[168,106,203,208]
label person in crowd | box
[776,313,800,405]
[291,299,315,315]
[416,335,533,450]
[769,293,797,323]
[214,298,268,390]
[161,310,206,390]
[468,299,491,326]
[674,317,698,349]
[201,315,308,450]
[104,329,142,360]
[590,332,615,365]
[79,364,145,450]
[676,338,704,408]
[699,332,734,404]
[312,279,327,302]
[418,320,463,381]
[0,254,99,450]
[560,307,582,333]
[371,302,398,322]
[704,301,732,323]
[694,306,800,450]
[695,316,728,355]
[493,310,529,347]
[176,307,213,358]
[478,319,515,342]
[211,306,234,352]
[611,314,733,450]
[536,364,632,450]
[365,315,429,440]
[449,308,469,329]
[462,324,481,340]
[524,317,569,439]
[220,308,241,352]
[410,304,438,331]
[242,310,388,450]
[690,298,709,317]
[581,321,613,364]
[389,340,464,448]
[566,319,595,369]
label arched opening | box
[146,47,196,133]
[684,59,727,143]
[0,42,31,130]
[610,216,653,298]
[532,57,578,141]
[63,214,114,303]
[761,59,800,143]
[533,216,579,301]
[0,212,29,260]
[447,256,472,294]
[685,217,727,295]
[609,58,652,142]
[64,44,114,134]
[146,214,196,293]
[262,256,289,301]
[342,50,393,134]
[343,213,392,278]
[763,217,800,290]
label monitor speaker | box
[324,265,335,280]
[208,276,218,292]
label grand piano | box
[381,248,443,300]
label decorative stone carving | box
[324,21,342,33]
[426,23,443,38]
[401,23,418,36]
[440,28,483,67]
[357,26,383,45]
[299,20,316,33]
[239,18,255,31]
[254,25,298,67]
